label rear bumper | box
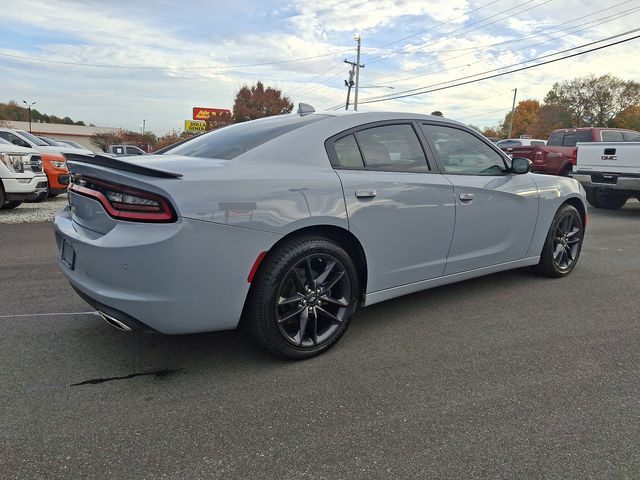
[572,172,640,192]
[3,176,48,200]
[53,207,280,334]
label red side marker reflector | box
[247,251,268,283]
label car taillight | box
[571,147,578,165]
[69,175,176,222]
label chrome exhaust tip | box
[98,311,133,332]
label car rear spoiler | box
[64,153,183,179]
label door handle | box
[355,190,377,199]
[459,193,474,203]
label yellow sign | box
[184,120,206,132]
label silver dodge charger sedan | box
[54,107,587,359]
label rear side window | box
[547,132,563,146]
[168,114,329,160]
[334,135,364,168]
[623,131,640,141]
[126,146,143,155]
[530,140,545,146]
[354,124,428,172]
[601,131,624,142]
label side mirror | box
[511,157,532,174]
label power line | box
[0,48,353,71]
[356,32,640,106]
[366,1,640,85]
[363,0,554,65]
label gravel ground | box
[0,195,68,224]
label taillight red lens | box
[69,175,176,222]
[571,147,578,165]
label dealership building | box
[3,120,120,153]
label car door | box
[420,123,538,275]
[327,121,455,293]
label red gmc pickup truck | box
[501,127,640,176]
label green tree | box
[232,81,293,123]
[544,75,640,127]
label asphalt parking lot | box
[1,202,639,480]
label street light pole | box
[353,34,362,111]
[22,100,36,133]
[507,88,517,139]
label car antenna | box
[297,103,315,115]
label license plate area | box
[591,174,617,185]
[61,239,76,270]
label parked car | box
[55,109,587,359]
[572,141,640,209]
[504,127,640,176]
[106,144,146,157]
[55,139,87,150]
[0,137,48,209]
[0,128,91,198]
[37,135,66,147]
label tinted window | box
[547,132,563,146]
[169,114,329,160]
[17,130,48,146]
[530,140,545,146]
[601,131,624,142]
[126,147,143,154]
[624,131,640,141]
[422,124,507,175]
[562,131,593,147]
[334,134,364,168]
[354,124,428,172]
[0,131,26,146]
[496,140,521,148]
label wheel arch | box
[562,196,587,228]
[254,224,368,300]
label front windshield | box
[17,130,49,146]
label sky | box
[1,0,639,135]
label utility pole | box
[142,119,146,136]
[343,60,357,110]
[507,88,517,139]
[22,100,36,133]
[353,34,362,111]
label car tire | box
[584,188,627,209]
[534,204,584,278]
[246,236,360,360]
[0,200,22,210]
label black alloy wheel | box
[534,204,584,277]
[247,236,359,359]
[275,253,352,348]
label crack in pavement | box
[69,368,182,386]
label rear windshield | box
[167,114,329,160]
[496,140,521,148]
[17,130,49,146]
[547,131,592,147]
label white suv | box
[0,138,48,210]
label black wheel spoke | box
[322,270,345,292]
[320,295,348,307]
[316,306,342,324]
[278,293,304,305]
[304,257,315,287]
[278,307,305,324]
[291,268,305,290]
[296,309,309,345]
[315,261,335,287]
